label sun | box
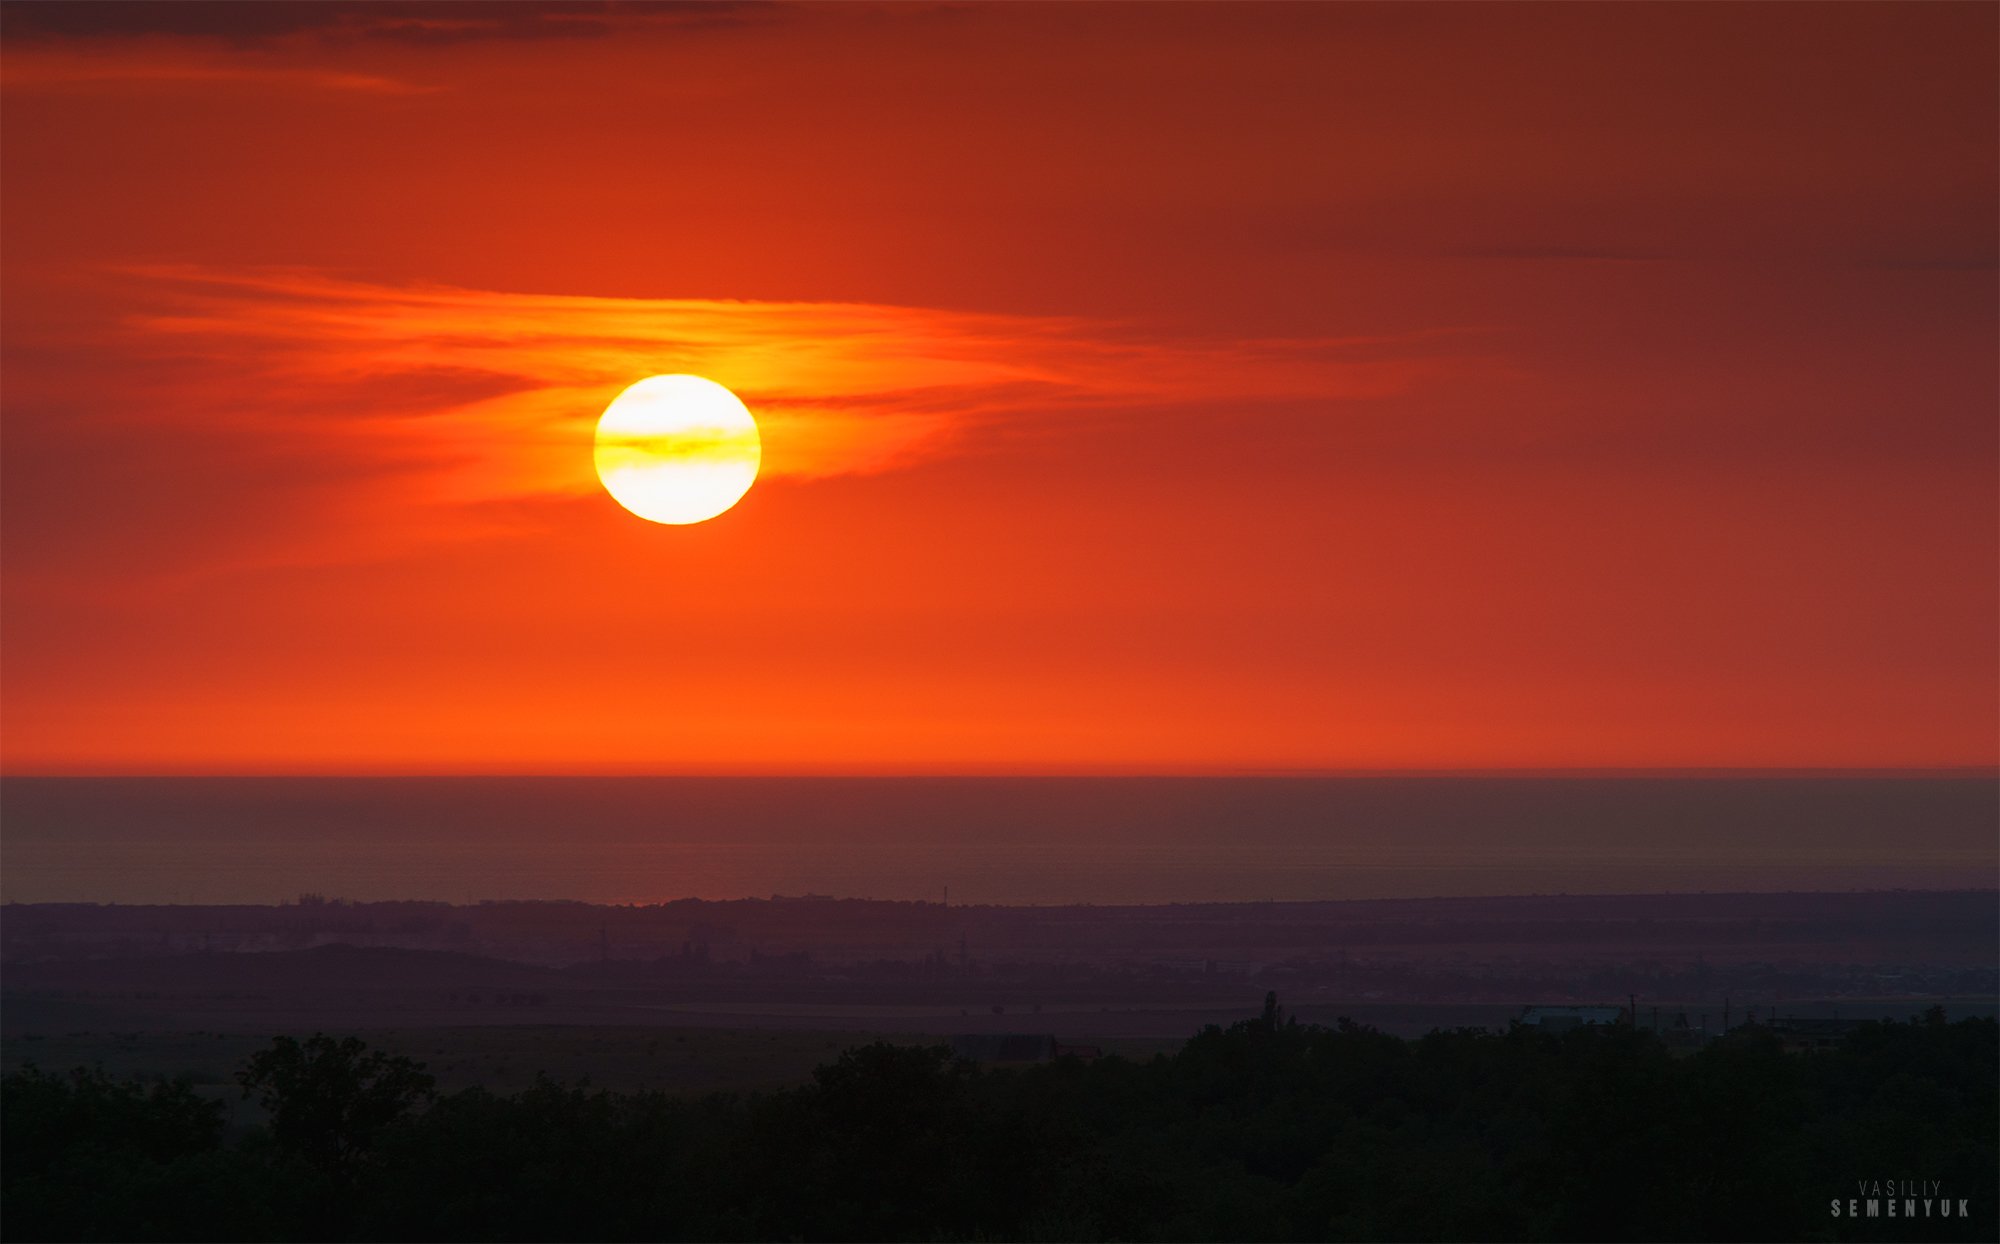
[593,375,761,525]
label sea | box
[2,775,1994,907]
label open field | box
[7,994,1986,1105]
[3,1025,922,1098]
[0,1022,1184,1108]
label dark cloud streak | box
[0,1,768,47]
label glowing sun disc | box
[594,375,761,525]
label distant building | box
[1659,1010,1711,1050]
[1766,1016,1864,1053]
[950,1034,1057,1063]
[1517,1005,1628,1032]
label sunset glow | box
[0,2,1992,775]
[2,10,1992,1238]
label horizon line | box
[3,765,1995,781]
[8,885,2000,911]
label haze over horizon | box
[4,773,1991,908]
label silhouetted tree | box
[236,1034,435,1183]
[5,1013,1995,1241]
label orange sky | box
[2,1,1994,773]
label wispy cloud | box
[0,1,769,93]
[113,266,1471,520]
[0,45,431,93]
[0,1,766,46]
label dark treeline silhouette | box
[4,1003,1993,1242]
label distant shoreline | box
[6,887,1999,913]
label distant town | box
[6,890,1991,1043]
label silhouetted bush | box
[1,1065,227,1241]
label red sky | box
[2,1,1994,773]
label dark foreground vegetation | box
[4,1002,1993,1242]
